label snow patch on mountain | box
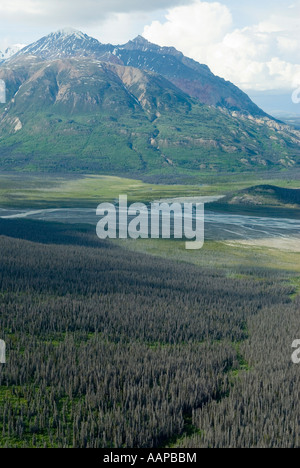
[14,29,104,60]
[55,28,84,37]
[0,44,26,62]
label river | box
[1,204,299,242]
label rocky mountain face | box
[0,29,299,176]
[115,36,267,116]
[14,30,265,116]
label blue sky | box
[0,0,299,100]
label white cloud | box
[87,12,156,45]
[143,0,300,91]
[0,0,192,24]
[144,2,232,49]
[0,0,192,49]
[1,0,299,92]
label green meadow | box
[0,172,299,208]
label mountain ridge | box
[9,29,266,116]
[0,29,299,176]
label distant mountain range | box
[0,29,299,177]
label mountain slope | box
[224,185,300,208]
[15,29,121,64]
[114,36,267,117]
[208,185,300,218]
[0,52,300,176]
[13,30,267,116]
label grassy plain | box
[0,172,299,208]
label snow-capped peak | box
[13,29,104,61]
[0,44,26,62]
[53,28,86,39]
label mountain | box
[16,29,108,60]
[0,44,25,63]
[15,29,121,64]
[0,29,299,176]
[114,36,267,117]
[14,30,266,116]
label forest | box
[0,218,299,448]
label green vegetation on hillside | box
[208,184,300,218]
[0,57,299,175]
[220,185,300,207]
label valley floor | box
[0,172,299,208]
[0,172,299,448]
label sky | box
[0,0,299,100]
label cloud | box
[144,2,232,47]
[0,0,194,48]
[143,0,300,91]
[87,12,157,45]
[0,0,193,24]
[1,0,299,91]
